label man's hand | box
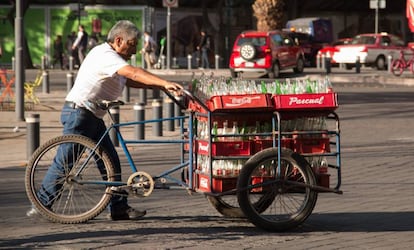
[164,81,183,96]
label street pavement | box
[1,66,414,249]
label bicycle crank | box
[127,171,155,197]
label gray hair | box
[107,20,141,43]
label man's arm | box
[119,65,182,93]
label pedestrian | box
[52,35,64,70]
[197,30,211,69]
[72,25,88,66]
[141,31,157,69]
[26,20,183,221]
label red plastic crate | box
[293,137,330,153]
[254,138,293,153]
[196,174,238,192]
[251,176,273,192]
[196,140,253,156]
[272,93,338,111]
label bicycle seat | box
[95,100,125,110]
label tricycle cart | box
[25,76,342,232]
[185,76,342,231]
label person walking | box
[141,31,156,69]
[197,30,210,69]
[27,20,183,221]
[52,35,64,69]
[72,25,88,66]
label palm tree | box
[252,0,286,31]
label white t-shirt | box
[66,42,129,118]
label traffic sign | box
[370,0,386,9]
[163,0,178,8]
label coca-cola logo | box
[225,96,262,107]
[288,96,325,106]
[198,141,209,153]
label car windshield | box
[351,36,376,45]
[237,37,267,46]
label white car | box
[332,33,409,70]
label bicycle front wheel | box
[25,134,115,224]
[391,59,404,76]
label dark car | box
[229,30,305,78]
[287,31,324,67]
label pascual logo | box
[225,96,261,107]
[289,96,325,106]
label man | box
[27,20,183,220]
[197,30,210,69]
[72,25,88,66]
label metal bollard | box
[152,99,162,137]
[122,86,130,103]
[139,89,147,105]
[387,54,393,73]
[12,57,15,71]
[325,55,331,74]
[134,103,145,140]
[355,56,361,73]
[152,88,160,99]
[66,72,74,92]
[321,54,326,70]
[69,56,74,71]
[109,106,120,147]
[187,54,192,70]
[174,96,183,127]
[26,113,40,160]
[316,52,321,69]
[161,55,166,69]
[41,55,47,70]
[215,54,220,69]
[42,70,49,94]
[172,57,178,68]
[164,97,175,132]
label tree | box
[252,0,285,31]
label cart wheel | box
[205,195,244,218]
[237,148,318,232]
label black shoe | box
[109,206,146,220]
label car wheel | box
[240,43,256,61]
[268,62,280,78]
[294,57,304,74]
[376,56,386,70]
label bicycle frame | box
[74,106,193,190]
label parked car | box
[317,38,352,64]
[332,33,408,70]
[287,31,324,67]
[229,30,305,78]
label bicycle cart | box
[25,76,342,231]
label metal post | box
[26,113,40,160]
[164,96,175,132]
[166,6,171,69]
[134,103,145,140]
[42,70,49,94]
[11,57,15,71]
[69,56,74,71]
[173,57,177,68]
[355,56,361,73]
[187,54,192,70]
[325,55,331,74]
[66,72,74,92]
[139,89,147,105]
[215,54,220,69]
[15,0,25,121]
[41,55,47,70]
[387,54,393,74]
[161,55,166,69]
[152,99,162,136]
[109,106,120,147]
[316,52,321,69]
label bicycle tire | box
[25,134,115,224]
[391,59,404,76]
[237,148,318,232]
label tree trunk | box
[252,0,286,31]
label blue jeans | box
[38,103,128,212]
[201,48,209,69]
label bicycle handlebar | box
[163,88,211,112]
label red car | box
[229,30,305,78]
